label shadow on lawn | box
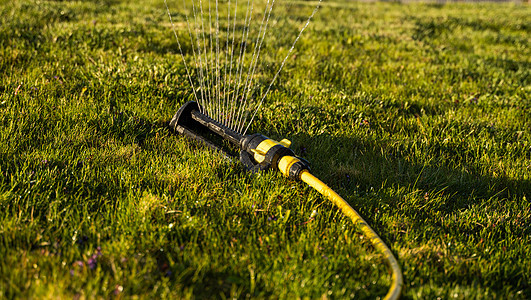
[288,131,530,206]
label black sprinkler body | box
[169,101,309,178]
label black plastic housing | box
[169,101,310,178]
[169,101,243,155]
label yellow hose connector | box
[299,170,403,300]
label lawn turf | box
[0,0,530,298]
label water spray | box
[169,100,403,299]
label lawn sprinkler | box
[169,101,310,177]
[169,101,403,300]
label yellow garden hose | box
[299,170,403,300]
[269,143,403,299]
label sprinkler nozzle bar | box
[170,101,309,178]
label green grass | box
[1,0,530,298]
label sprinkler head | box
[170,101,310,179]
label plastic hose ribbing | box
[299,170,403,300]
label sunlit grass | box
[0,0,530,298]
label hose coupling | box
[240,133,310,180]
